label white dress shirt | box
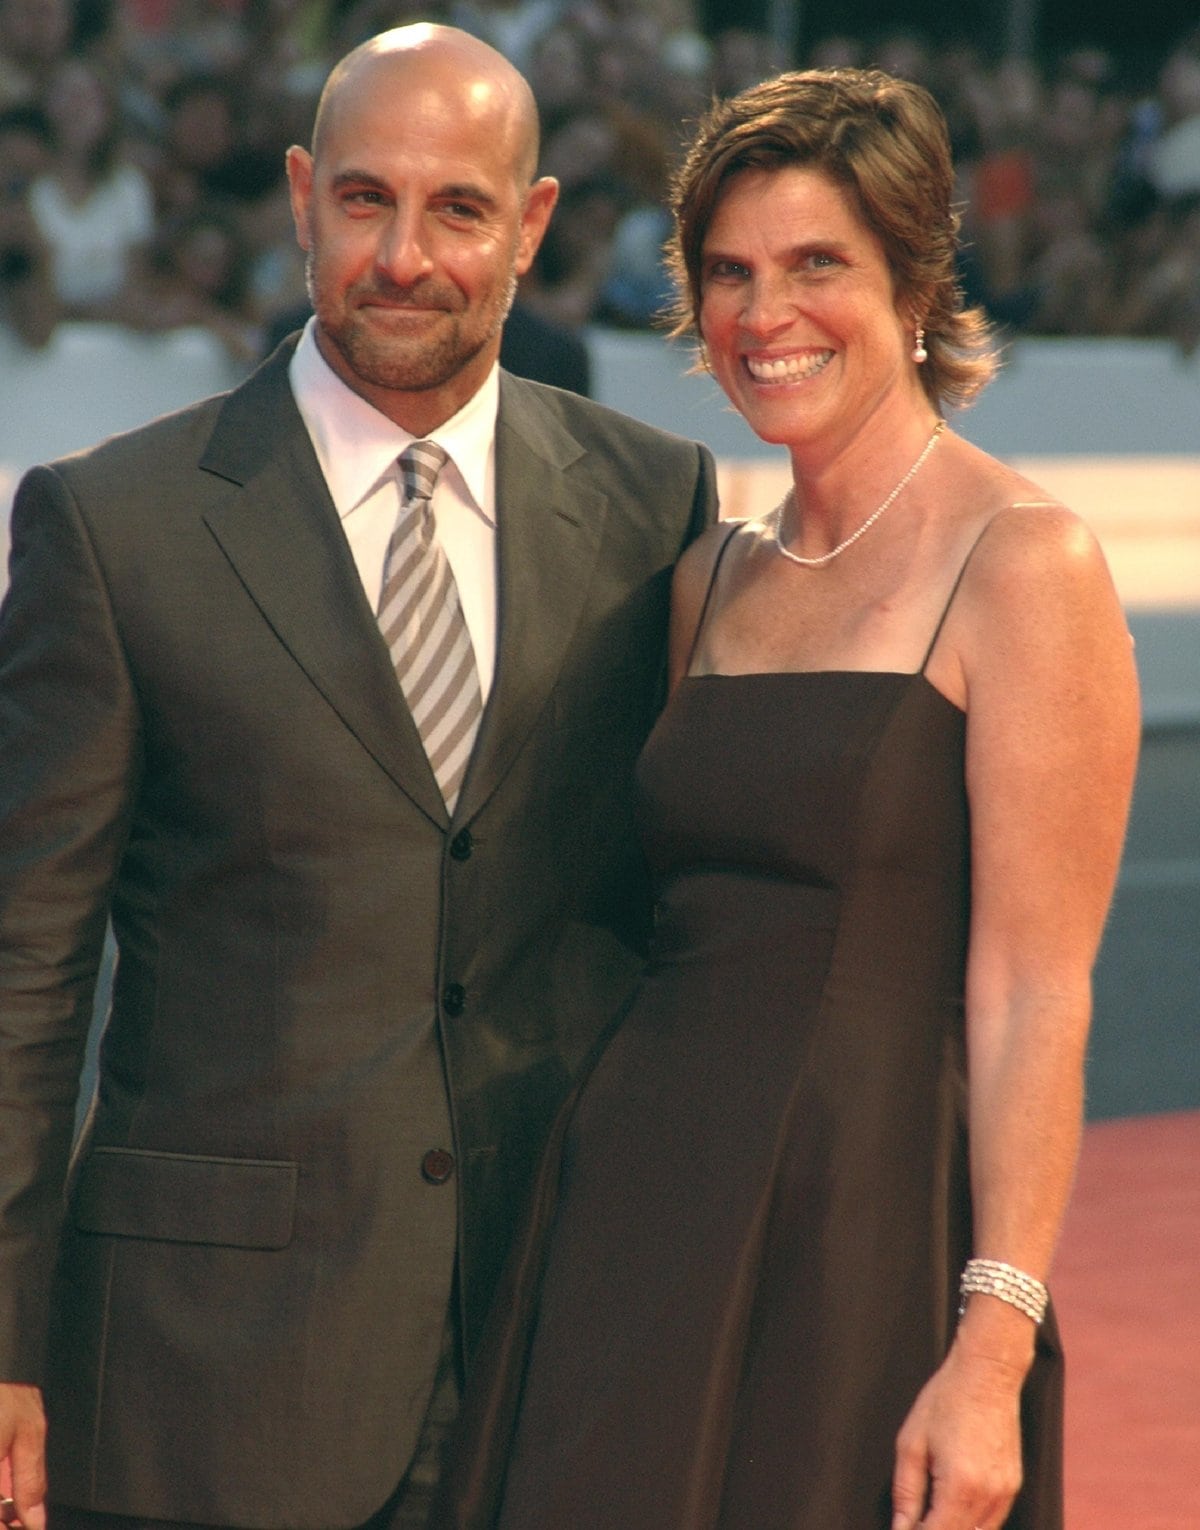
[288,319,500,701]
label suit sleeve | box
[0,464,140,1383]
[688,443,721,546]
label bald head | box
[285,20,559,432]
[312,24,542,187]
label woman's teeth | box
[745,351,833,383]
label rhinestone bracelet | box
[958,1258,1049,1325]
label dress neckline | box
[679,668,966,718]
[682,513,1005,699]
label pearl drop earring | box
[912,325,928,364]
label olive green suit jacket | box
[0,339,716,1526]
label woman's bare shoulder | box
[673,517,752,600]
[961,494,1111,609]
[939,443,1109,602]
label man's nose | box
[377,209,436,284]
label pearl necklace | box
[771,420,946,568]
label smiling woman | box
[430,64,1140,1530]
[665,66,996,419]
[693,165,929,464]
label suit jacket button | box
[450,828,473,861]
[421,1149,456,1185]
[442,983,465,1016]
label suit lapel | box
[457,373,608,819]
[198,343,448,826]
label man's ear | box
[514,176,560,276]
[285,145,315,252]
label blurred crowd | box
[1,0,1198,366]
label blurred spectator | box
[0,0,73,108]
[455,0,566,73]
[153,70,279,215]
[322,0,458,60]
[0,104,59,346]
[237,0,335,100]
[110,201,264,361]
[499,298,592,392]
[517,3,707,330]
[1107,195,1200,353]
[949,51,1042,323]
[519,174,624,330]
[3,4,1198,358]
[1147,33,1200,197]
[872,26,935,88]
[117,0,255,90]
[146,63,309,326]
[597,203,673,327]
[525,14,599,130]
[922,24,1200,353]
[1088,25,1200,352]
[1021,185,1111,335]
[27,55,155,321]
[709,24,784,96]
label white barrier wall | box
[0,323,245,570]
[4,323,1199,469]
[7,325,1196,603]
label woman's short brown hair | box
[665,67,998,408]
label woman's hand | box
[891,1331,1028,1530]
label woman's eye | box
[705,260,748,281]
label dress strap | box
[682,520,744,676]
[920,501,1058,672]
[920,515,999,673]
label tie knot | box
[399,441,448,507]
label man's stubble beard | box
[306,252,519,395]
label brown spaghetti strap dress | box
[431,548,1064,1530]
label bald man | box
[0,25,716,1530]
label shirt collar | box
[289,318,499,524]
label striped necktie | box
[377,441,482,813]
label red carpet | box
[1053,1110,1200,1530]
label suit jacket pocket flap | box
[72,1146,297,1248]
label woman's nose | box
[740,274,794,337]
